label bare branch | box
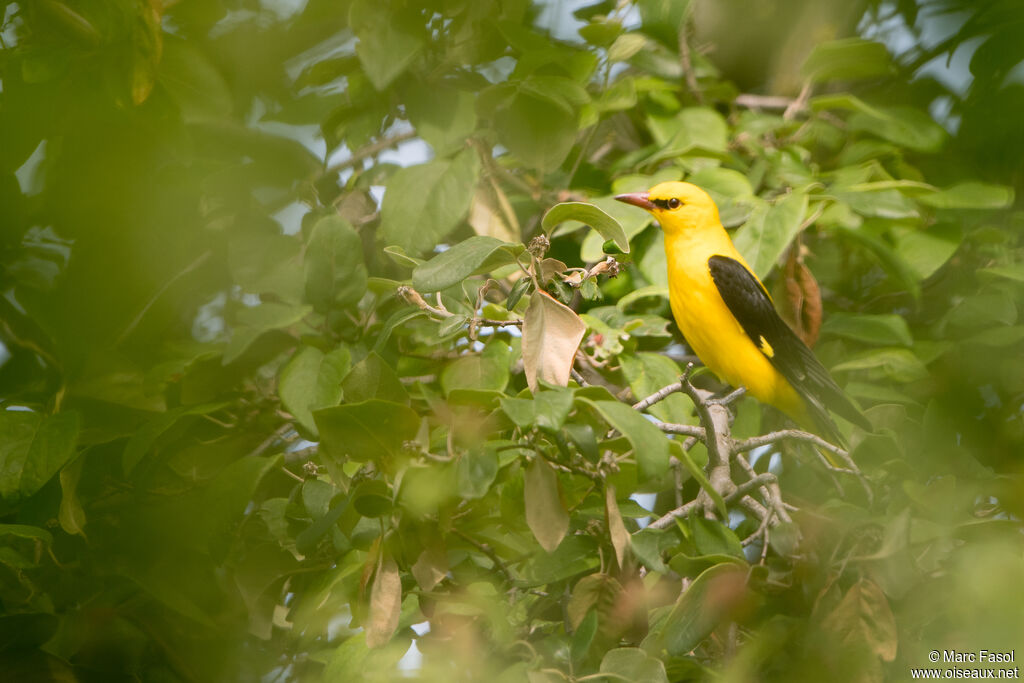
[735,94,794,110]
[325,130,417,175]
[678,22,705,105]
[707,387,746,406]
[784,80,813,120]
[647,498,703,530]
[727,473,777,502]
[397,285,523,328]
[632,381,687,412]
[734,428,848,459]
[650,419,705,439]
[677,366,736,506]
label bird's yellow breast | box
[663,228,807,422]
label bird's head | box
[615,181,720,234]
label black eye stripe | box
[652,198,684,209]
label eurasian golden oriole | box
[616,181,870,444]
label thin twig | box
[325,130,417,175]
[735,94,794,110]
[727,473,777,502]
[116,251,212,346]
[650,419,705,439]
[734,429,849,460]
[735,429,870,503]
[648,498,703,530]
[452,528,516,586]
[632,381,687,412]
[742,506,775,547]
[677,22,704,105]
[708,387,746,406]
[398,286,523,328]
[783,80,812,120]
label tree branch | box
[398,286,523,328]
[325,130,417,175]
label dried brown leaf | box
[521,291,586,392]
[366,553,402,648]
[524,457,569,552]
[605,485,630,570]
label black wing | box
[707,255,871,441]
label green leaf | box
[687,167,755,200]
[617,285,670,309]
[810,93,889,119]
[0,613,59,652]
[979,265,1024,284]
[521,291,587,393]
[733,190,808,278]
[571,608,599,664]
[381,148,481,255]
[542,202,631,253]
[403,80,478,155]
[457,447,499,500]
[494,90,578,172]
[500,387,575,430]
[0,524,53,546]
[523,535,600,585]
[314,400,420,463]
[690,516,744,558]
[835,188,918,219]
[802,38,893,83]
[343,352,409,404]
[577,195,653,261]
[821,579,898,663]
[578,399,669,482]
[821,313,913,347]
[279,345,351,435]
[229,231,303,301]
[608,33,648,63]
[833,226,921,300]
[58,455,87,537]
[892,225,961,279]
[122,402,229,474]
[648,107,729,159]
[832,348,929,383]
[596,76,638,113]
[441,340,511,395]
[631,527,672,573]
[382,246,423,269]
[0,410,80,501]
[671,441,726,519]
[636,0,690,47]
[579,18,623,48]
[412,236,522,292]
[600,647,669,683]
[349,0,425,90]
[768,520,802,557]
[524,457,569,552]
[224,303,312,364]
[353,479,393,518]
[919,182,1015,209]
[621,352,692,425]
[304,215,368,312]
[645,563,747,656]
[849,106,946,153]
[158,37,232,121]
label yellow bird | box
[616,181,870,444]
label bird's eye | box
[668,198,681,209]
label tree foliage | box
[1,1,1023,681]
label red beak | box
[615,192,656,211]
